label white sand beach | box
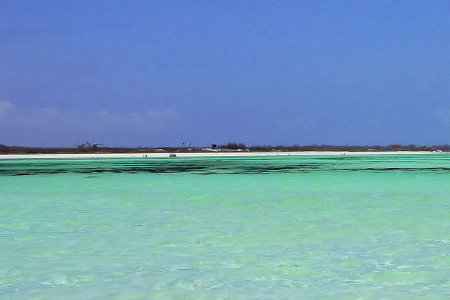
[0,151,439,159]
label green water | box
[0,154,449,299]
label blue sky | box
[1,0,449,147]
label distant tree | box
[226,143,238,150]
[220,142,247,150]
[0,144,9,153]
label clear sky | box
[1,0,449,147]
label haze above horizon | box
[1,0,449,147]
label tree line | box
[1,143,448,154]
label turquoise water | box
[0,154,449,299]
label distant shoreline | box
[0,151,444,160]
[1,144,448,157]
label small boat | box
[169,153,177,158]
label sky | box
[0,0,449,147]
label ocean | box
[0,154,449,298]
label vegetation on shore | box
[0,142,448,154]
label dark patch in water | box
[1,158,449,177]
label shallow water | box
[1,154,449,298]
